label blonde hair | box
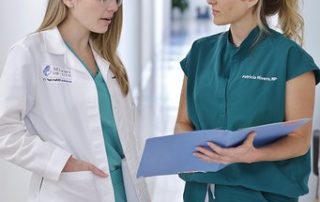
[38,0,129,95]
[255,0,304,45]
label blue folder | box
[137,118,311,177]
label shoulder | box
[266,29,304,52]
[3,32,48,75]
[261,29,315,63]
[191,32,226,51]
[266,30,320,83]
[8,32,44,55]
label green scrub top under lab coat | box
[65,43,127,202]
[179,27,320,202]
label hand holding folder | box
[137,118,310,177]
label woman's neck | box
[58,14,91,51]
[230,14,258,47]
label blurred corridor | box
[134,3,226,201]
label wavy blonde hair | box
[254,0,304,45]
[38,0,129,95]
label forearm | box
[252,72,314,163]
[252,132,311,162]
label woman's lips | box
[100,18,112,25]
[212,9,220,16]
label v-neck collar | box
[64,41,99,78]
[41,27,112,82]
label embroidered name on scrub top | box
[241,74,278,81]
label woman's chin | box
[213,19,227,26]
[91,27,109,34]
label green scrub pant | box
[183,182,298,202]
[110,167,127,202]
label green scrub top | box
[65,43,127,202]
[179,27,320,201]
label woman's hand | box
[193,132,257,164]
[62,156,108,177]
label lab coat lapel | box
[91,47,129,153]
[42,27,90,76]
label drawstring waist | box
[205,184,216,202]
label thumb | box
[244,132,256,146]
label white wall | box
[0,2,47,72]
[141,0,153,72]
[118,0,142,98]
[163,0,172,45]
[303,0,320,129]
[300,0,320,201]
[139,0,155,95]
[119,0,157,101]
[0,2,47,201]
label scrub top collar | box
[226,26,266,58]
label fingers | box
[195,146,220,158]
[193,148,229,164]
[194,133,257,164]
[194,145,230,164]
[207,142,225,155]
[193,151,229,164]
[88,164,108,178]
[62,157,108,177]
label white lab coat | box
[0,27,150,202]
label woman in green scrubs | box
[174,0,320,201]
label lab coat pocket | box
[38,171,99,202]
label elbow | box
[292,132,312,158]
[295,144,310,158]
[301,145,311,156]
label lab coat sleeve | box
[0,44,71,181]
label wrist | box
[248,147,262,163]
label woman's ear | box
[246,0,259,8]
[62,0,75,8]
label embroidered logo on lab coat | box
[42,64,72,83]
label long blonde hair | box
[38,0,129,95]
[255,0,304,45]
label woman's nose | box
[104,0,119,12]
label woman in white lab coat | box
[0,0,150,202]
